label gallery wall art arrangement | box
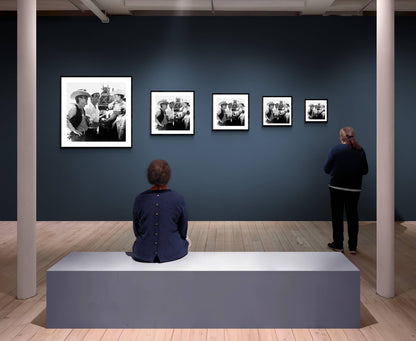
[62,84,327,144]
[11,16,414,221]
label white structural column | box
[376,0,395,298]
[17,0,37,299]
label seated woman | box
[132,160,190,263]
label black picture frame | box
[262,96,293,127]
[305,99,328,123]
[150,91,195,135]
[61,76,132,148]
[212,93,249,131]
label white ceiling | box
[1,0,416,16]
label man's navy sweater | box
[324,144,368,190]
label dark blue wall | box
[1,16,415,221]
[0,17,17,220]
[395,19,416,221]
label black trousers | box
[329,187,361,250]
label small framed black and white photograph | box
[305,99,328,123]
[61,76,132,148]
[150,91,195,135]
[212,93,249,131]
[262,96,293,127]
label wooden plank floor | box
[1,221,415,341]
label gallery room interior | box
[1,0,416,340]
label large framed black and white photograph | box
[212,93,249,131]
[262,96,292,126]
[150,91,195,135]
[305,99,328,123]
[61,76,132,147]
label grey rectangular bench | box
[47,251,360,328]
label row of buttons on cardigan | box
[154,194,160,255]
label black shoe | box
[328,242,344,252]
[349,249,357,254]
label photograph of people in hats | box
[305,99,328,123]
[150,91,195,135]
[61,77,132,147]
[212,93,249,131]
[262,96,293,127]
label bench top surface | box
[48,252,359,272]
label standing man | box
[165,101,175,130]
[110,90,127,140]
[308,104,316,119]
[226,102,234,125]
[84,89,101,140]
[238,102,245,126]
[265,102,274,123]
[173,102,186,130]
[100,89,127,140]
[275,100,289,123]
[155,99,168,130]
[217,101,228,126]
[182,102,191,130]
[316,103,325,119]
[67,89,90,141]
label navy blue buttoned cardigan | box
[132,189,189,263]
